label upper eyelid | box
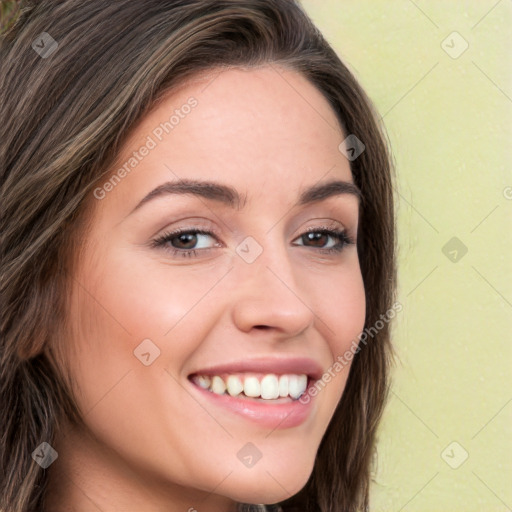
[155,216,349,237]
[157,225,347,237]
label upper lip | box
[188,356,324,381]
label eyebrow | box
[130,177,361,214]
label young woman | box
[0,1,397,511]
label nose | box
[230,242,315,337]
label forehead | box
[100,65,354,214]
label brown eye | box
[302,232,329,247]
[293,228,354,254]
[151,228,221,258]
[171,232,199,249]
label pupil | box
[174,233,196,249]
[306,232,326,247]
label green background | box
[301,1,512,510]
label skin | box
[45,65,366,512]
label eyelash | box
[150,226,355,259]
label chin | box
[218,458,314,505]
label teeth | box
[226,375,244,397]
[278,375,289,397]
[243,376,261,397]
[211,376,226,395]
[260,374,279,399]
[288,374,307,399]
[193,373,308,400]
[196,375,211,389]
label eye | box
[150,228,221,258]
[293,227,354,254]
[150,226,355,259]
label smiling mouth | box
[186,360,321,428]
[188,372,310,402]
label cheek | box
[296,257,366,414]
[305,258,366,356]
[64,244,234,410]
[77,243,233,355]
[93,250,230,335]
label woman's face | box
[52,66,366,510]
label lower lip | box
[189,381,316,429]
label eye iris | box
[305,232,328,247]
[172,233,197,249]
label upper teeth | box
[194,373,308,400]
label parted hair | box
[0,1,396,511]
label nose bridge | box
[235,231,296,293]
[229,231,315,334]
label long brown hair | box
[0,1,396,510]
